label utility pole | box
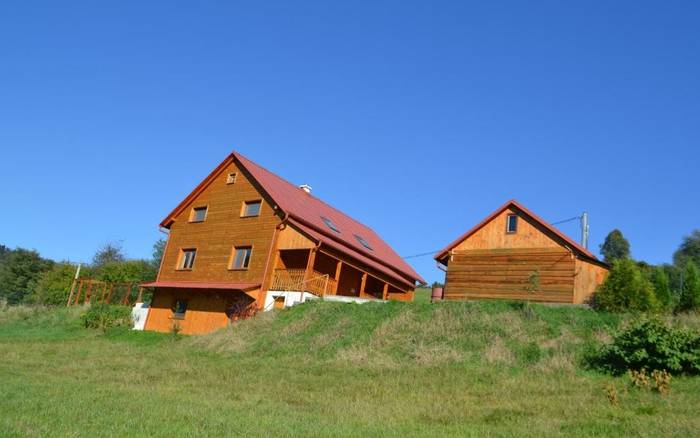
[581,212,590,249]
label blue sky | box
[1,1,698,283]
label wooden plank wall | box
[144,288,256,334]
[444,248,576,303]
[573,259,609,304]
[159,159,281,285]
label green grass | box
[1,301,700,436]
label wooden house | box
[434,200,608,304]
[142,152,424,334]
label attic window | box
[178,249,197,270]
[226,173,237,184]
[506,214,518,234]
[190,206,207,222]
[321,216,340,233]
[354,234,372,250]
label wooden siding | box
[573,259,609,304]
[444,248,576,303]
[277,225,315,250]
[453,207,560,251]
[144,288,256,335]
[158,160,281,285]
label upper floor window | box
[178,248,197,270]
[226,172,237,184]
[241,200,262,217]
[231,246,252,270]
[506,214,518,234]
[321,216,340,233]
[190,206,208,223]
[354,234,372,250]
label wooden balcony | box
[270,268,337,297]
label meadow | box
[1,292,699,437]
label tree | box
[97,259,157,284]
[0,245,10,262]
[26,262,84,306]
[151,238,166,272]
[599,229,631,263]
[595,258,658,313]
[678,261,700,312]
[92,242,126,270]
[651,267,672,310]
[673,230,700,268]
[0,248,54,304]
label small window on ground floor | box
[172,299,188,319]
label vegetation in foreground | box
[1,300,700,437]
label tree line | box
[0,240,166,306]
[596,229,700,313]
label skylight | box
[354,234,372,251]
[321,216,340,233]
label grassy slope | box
[1,302,699,437]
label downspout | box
[260,212,289,307]
[155,226,171,280]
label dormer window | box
[506,214,518,234]
[321,216,340,233]
[241,200,262,217]
[190,206,208,223]
[354,234,372,250]
[226,173,237,184]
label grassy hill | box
[1,300,699,436]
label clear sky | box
[1,1,698,283]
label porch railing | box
[270,268,338,297]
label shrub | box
[81,304,132,331]
[592,319,700,375]
[651,267,673,311]
[595,259,658,313]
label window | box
[354,234,372,250]
[506,214,518,234]
[321,216,340,233]
[226,172,237,184]
[231,246,252,270]
[172,299,188,319]
[178,249,197,270]
[241,200,262,217]
[190,206,207,222]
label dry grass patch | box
[484,337,514,365]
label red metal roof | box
[434,199,606,266]
[233,152,424,285]
[141,281,260,291]
[158,152,424,286]
[288,218,417,289]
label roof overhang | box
[141,281,261,292]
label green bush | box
[595,258,659,313]
[81,304,132,331]
[592,319,700,375]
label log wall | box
[444,248,576,303]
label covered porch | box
[269,248,407,300]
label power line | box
[402,212,585,260]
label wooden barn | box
[142,152,424,334]
[434,200,608,304]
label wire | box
[402,213,583,259]
[550,215,581,226]
[402,250,442,259]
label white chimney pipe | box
[299,184,312,194]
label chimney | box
[299,184,312,194]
